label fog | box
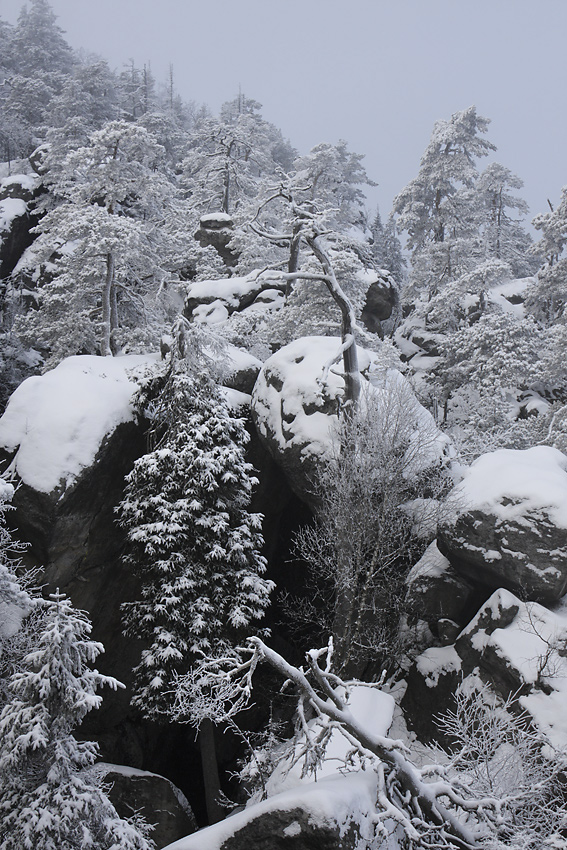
[2,0,566,219]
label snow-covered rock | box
[193,214,238,267]
[184,271,286,325]
[439,446,567,602]
[251,336,448,503]
[406,587,567,747]
[405,540,474,631]
[162,686,395,850]
[359,269,398,334]
[96,763,197,849]
[0,173,40,279]
[224,345,263,394]
[0,353,158,496]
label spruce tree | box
[118,358,273,720]
[0,591,153,850]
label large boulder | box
[251,336,448,504]
[97,764,197,850]
[405,540,475,632]
[404,588,567,746]
[162,685,395,850]
[0,355,158,753]
[438,446,567,603]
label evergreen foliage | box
[118,353,273,719]
[0,590,153,850]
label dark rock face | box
[220,807,357,850]
[405,541,475,630]
[0,176,42,280]
[360,272,398,336]
[5,421,148,734]
[438,508,567,603]
[404,587,567,742]
[194,214,239,268]
[102,766,197,850]
[403,648,462,743]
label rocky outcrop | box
[184,272,285,325]
[0,174,42,280]
[404,588,567,745]
[405,540,475,632]
[360,271,398,336]
[194,213,239,268]
[438,446,567,603]
[219,807,356,850]
[251,336,448,505]
[99,765,197,850]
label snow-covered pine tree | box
[0,479,36,708]
[118,357,273,721]
[0,590,154,850]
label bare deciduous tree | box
[290,379,449,676]
[175,638,561,850]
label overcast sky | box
[2,0,566,223]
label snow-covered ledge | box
[0,354,159,497]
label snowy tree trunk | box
[101,252,115,357]
[198,718,224,825]
[307,233,360,405]
[110,283,119,355]
[286,223,302,296]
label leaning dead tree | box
[249,184,361,405]
[174,638,544,849]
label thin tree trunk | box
[198,718,224,825]
[110,284,119,355]
[307,234,360,405]
[101,252,114,357]
[286,224,302,296]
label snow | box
[200,212,233,224]
[407,540,452,584]
[192,299,229,325]
[0,600,27,638]
[0,173,37,193]
[162,685,395,850]
[187,273,266,310]
[416,646,462,687]
[0,480,14,502]
[0,197,27,231]
[252,336,449,469]
[0,354,159,495]
[225,345,262,374]
[220,387,251,409]
[488,276,533,318]
[447,446,567,529]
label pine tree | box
[0,591,153,850]
[118,358,273,720]
[14,119,181,364]
[393,106,495,298]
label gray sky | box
[2,0,566,223]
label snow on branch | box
[172,637,499,849]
